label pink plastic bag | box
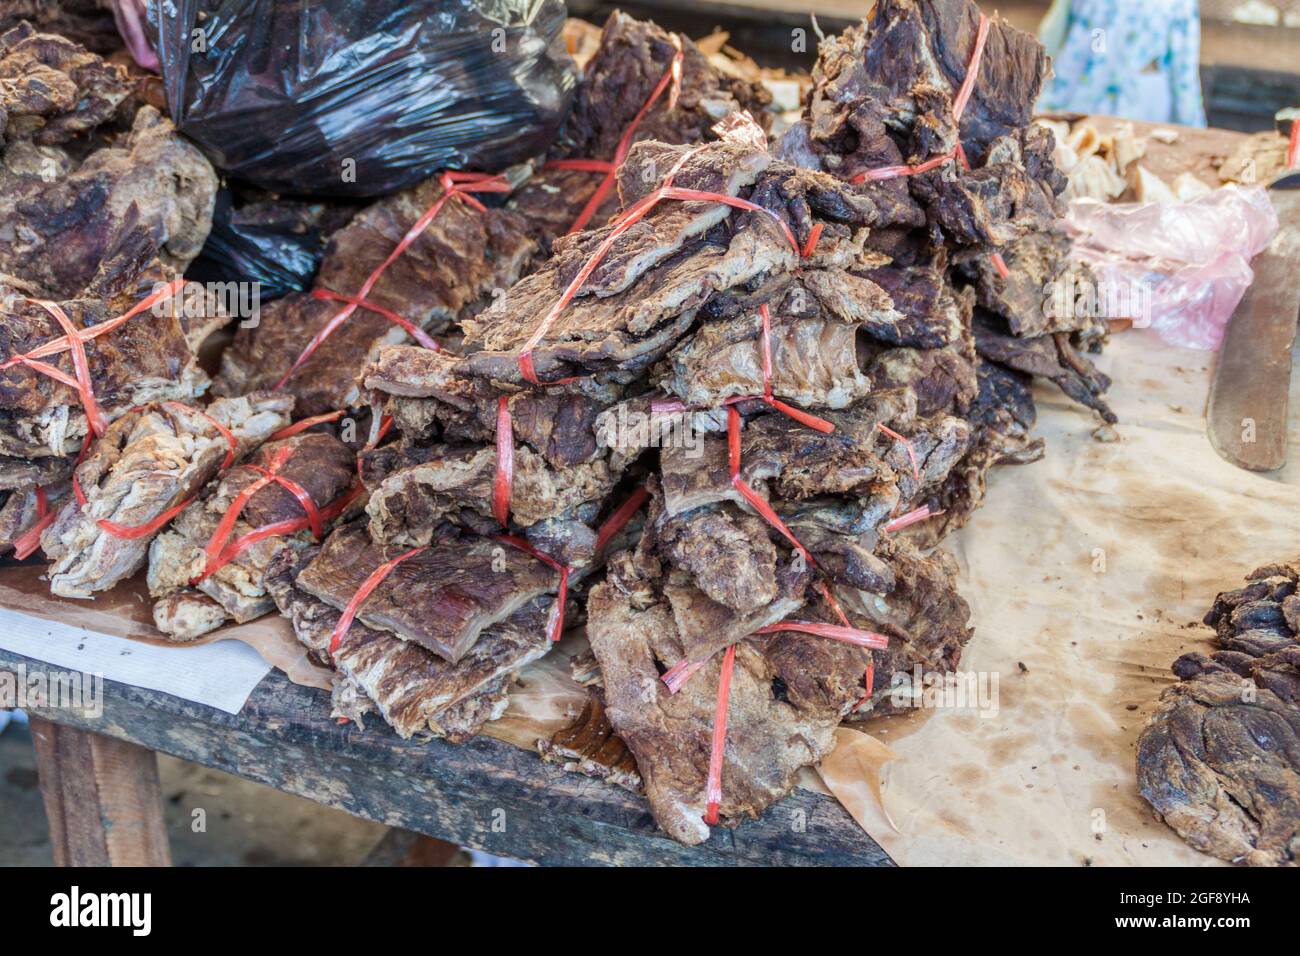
[1065,185,1279,350]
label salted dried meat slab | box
[832,541,973,718]
[294,522,559,664]
[0,453,69,552]
[40,393,292,598]
[0,106,217,295]
[360,345,612,471]
[1138,564,1300,867]
[586,561,869,845]
[538,688,643,792]
[365,442,618,544]
[266,545,551,741]
[461,141,790,384]
[214,175,537,415]
[972,312,1116,423]
[509,11,773,242]
[147,432,359,640]
[655,269,890,410]
[0,22,129,148]
[0,270,208,459]
[801,0,1046,176]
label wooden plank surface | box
[3,648,893,866]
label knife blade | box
[1206,185,1300,472]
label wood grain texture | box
[30,717,171,866]
[4,648,893,866]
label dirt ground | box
[0,717,437,866]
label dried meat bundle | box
[40,393,292,598]
[0,105,218,296]
[587,542,874,845]
[246,5,1107,847]
[780,0,1113,422]
[0,453,69,553]
[0,103,221,463]
[1138,562,1300,867]
[359,347,626,542]
[214,174,538,416]
[147,431,361,640]
[267,542,552,741]
[0,21,129,148]
[510,11,774,245]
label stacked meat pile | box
[1138,562,1300,867]
[4,5,1115,849]
[0,22,224,563]
[265,0,1114,846]
[258,14,777,743]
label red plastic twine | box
[498,534,570,645]
[326,485,649,657]
[194,482,362,586]
[274,171,509,390]
[703,644,737,825]
[192,443,325,583]
[594,484,649,554]
[11,485,53,560]
[695,613,889,826]
[544,43,685,234]
[727,405,816,567]
[68,402,239,542]
[496,484,649,645]
[882,504,944,534]
[493,396,514,527]
[328,546,426,655]
[268,409,348,442]
[0,280,184,440]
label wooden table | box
[2,646,893,867]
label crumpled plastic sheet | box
[1066,185,1279,350]
[146,0,577,197]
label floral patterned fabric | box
[1038,0,1207,127]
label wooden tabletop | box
[1,646,893,866]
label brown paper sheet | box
[818,328,1300,866]
[0,562,333,691]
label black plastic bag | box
[185,190,360,300]
[151,0,577,197]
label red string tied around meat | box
[847,13,1004,285]
[497,534,570,645]
[274,171,509,390]
[493,396,514,527]
[268,409,348,442]
[726,405,817,568]
[516,172,802,387]
[882,504,944,534]
[11,485,52,560]
[69,402,239,542]
[697,616,890,826]
[195,482,364,587]
[192,442,326,583]
[545,41,684,234]
[847,12,988,184]
[328,486,648,658]
[328,546,426,656]
[0,280,184,440]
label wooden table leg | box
[29,718,172,867]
